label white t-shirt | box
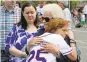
[63,8,72,29]
[26,33,72,62]
[81,14,85,21]
[36,6,43,16]
[83,5,87,14]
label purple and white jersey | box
[26,32,72,62]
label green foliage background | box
[1,0,87,10]
[18,0,80,10]
[70,1,79,9]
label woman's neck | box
[27,24,36,28]
[26,24,37,33]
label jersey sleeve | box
[56,35,72,55]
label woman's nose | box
[28,13,32,16]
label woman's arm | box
[9,46,27,57]
[5,25,27,58]
[67,44,77,61]
[66,30,77,61]
[41,42,60,57]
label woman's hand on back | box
[28,36,43,48]
[41,42,60,56]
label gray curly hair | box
[42,3,64,19]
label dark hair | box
[78,7,83,13]
[16,1,21,8]
[18,2,38,30]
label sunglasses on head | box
[42,17,50,22]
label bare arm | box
[67,45,77,61]
[41,42,60,57]
[9,46,27,57]
[66,30,77,61]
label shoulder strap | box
[64,35,70,45]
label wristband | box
[70,39,76,44]
[70,39,75,42]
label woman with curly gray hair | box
[26,3,77,62]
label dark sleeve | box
[36,28,45,36]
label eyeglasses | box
[61,29,68,32]
[42,17,50,22]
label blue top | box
[5,24,39,62]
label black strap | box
[25,47,29,55]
